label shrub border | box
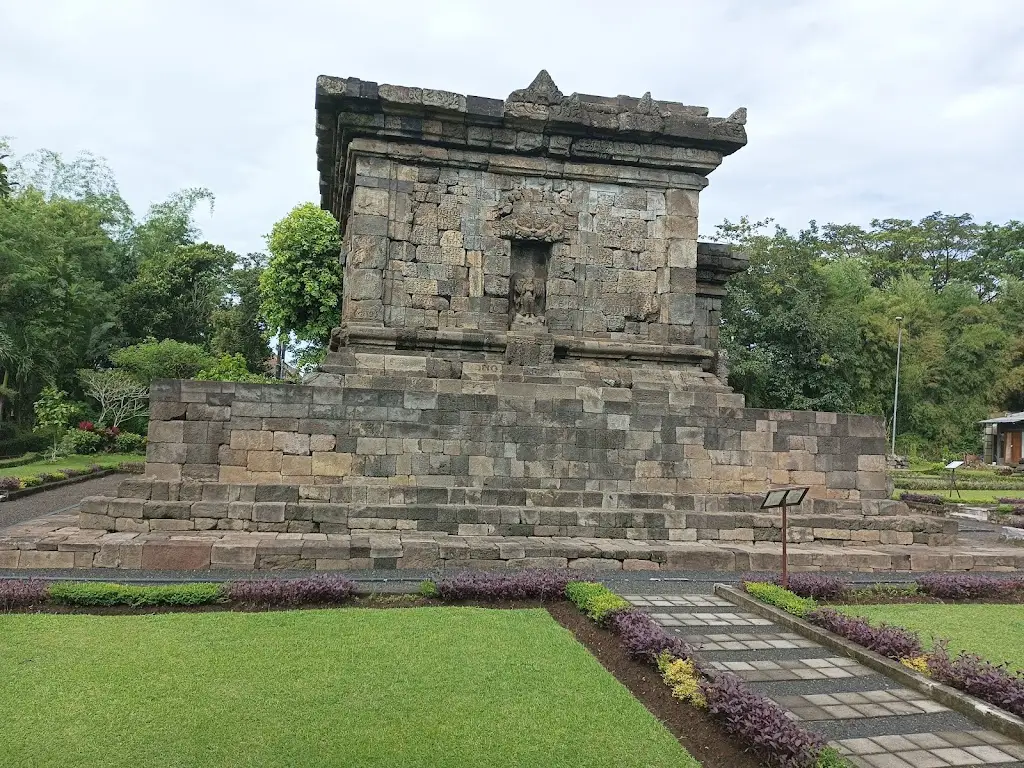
[0,469,117,501]
[718,583,1024,743]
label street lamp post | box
[891,316,904,456]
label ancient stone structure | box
[66,71,978,571]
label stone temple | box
[63,71,990,573]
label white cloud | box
[2,0,1022,253]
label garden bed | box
[741,575,1024,722]
[1,573,847,768]
[0,456,143,499]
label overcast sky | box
[3,0,1022,255]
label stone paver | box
[679,631,819,651]
[834,730,1024,767]
[630,594,1024,766]
[708,655,872,681]
[774,689,948,721]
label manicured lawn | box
[839,604,1024,671]
[3,453,142,478]
[892,489,1024,503]
[0,607,698,767]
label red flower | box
[78,421,95,432]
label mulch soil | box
[546,601,763,768]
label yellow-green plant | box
[899,654,931,676]
[657,652,707,708]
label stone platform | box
[5,514,1021,573]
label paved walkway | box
[627,592,1024,768]
[0,474,125,531]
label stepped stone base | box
[78,479,957,547]
[4,514,1021,573]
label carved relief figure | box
[512,277,545,326]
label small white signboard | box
[945,460,965,470]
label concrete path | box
[0,474,126,531]
[627,591,1024,767]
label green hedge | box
[0,434,48,459]
[744,582,818,617]
[0,453,40,470]
[47,582,224,607]
[892,473,1024,491]
[565,581,631,623]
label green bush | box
[816,747,854,768]
[417,579,439,598]
[110,339,215,382]
[114,432,146,454]
[0,452,41,470]
[194,353,277,384]
[59,428,103,455]
[19,475,43,488]
[565,581,631,623]
[0,433,49,459]
[47,582,224,607]
[744,582,818,617]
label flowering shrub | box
[606,608,693,662]
[565,581,631,623]
[770,573,849,601]
[744,582,818,617]
[807,608,922,662]
[916,573,1024,600]
[658,653,706,708]
[0,579,48,610]
[927,641,1024,717]
[702,671,826,767]
[225,576,354,606]
[436,570,572,601]
[898,492,946,505]
[38,472,66,483]
[0,476,21,491]
[78,421,94,431]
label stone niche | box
[78,71,939,550]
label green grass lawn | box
[839,604,1024,671]
[0,607,698,768]
[892,488,1024,503]
[2,452,142,479]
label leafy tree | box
[32,386,77,460]
[0,145,11,199]
[116,242,235,345]
[260,203,342,350]
[110,339,214,383]
[211,252,271,372]
[79,369,149,428]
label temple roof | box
[315,70,748,216]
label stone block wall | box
[142,378,888,500]
[343,145,705,345]
[81,481,951,545]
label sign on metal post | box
[944,460,964,500]
[759,486,810,589]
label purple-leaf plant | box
[702,671,826,767]
[436,570,573,601]
[928,642,1024,718]
[808,608,922,661]
[772,573,849,601]
[0,579,49,610]
[225,576,354,606]
[916,573,1023,600]
[605,608,693,662]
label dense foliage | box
[720,214,1024,457]
[743,582,818,617]
[927,641,1024,717]
[434,570,573,601]
[916,573,1024,600]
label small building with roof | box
[980,412,1024,465]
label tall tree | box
[259,203,342,363]
[211,252,271,373]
